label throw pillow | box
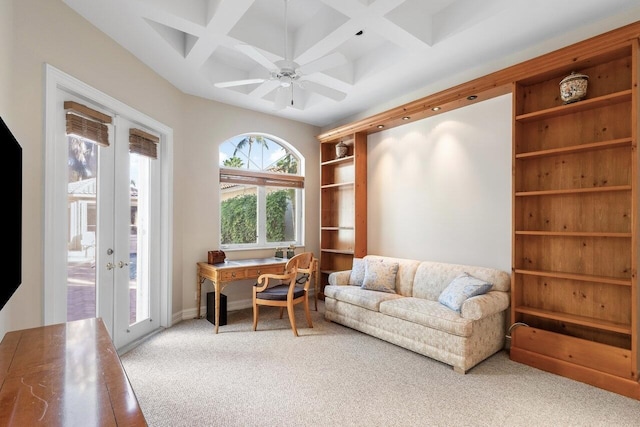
[349,258,365,286]
[438,273,493,312]
[362,258,399,293]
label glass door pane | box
[128,152,150,325]
[66,136,99,322]
[112,117,160,349]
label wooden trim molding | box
[317,20,640,143]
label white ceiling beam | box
[184,0,257,68]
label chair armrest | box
[328,270,351,286]
[461,291,510,320]
[254,271,296,293]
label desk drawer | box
[219,270,246,281]
[248,265,284,277]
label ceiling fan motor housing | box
[275,68,299,87]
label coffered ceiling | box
[62,0,640,128]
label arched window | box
[219,133,304,250]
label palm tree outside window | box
[219,133,304,249]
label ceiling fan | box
[214,0,347,110]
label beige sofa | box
[324,255,510,373]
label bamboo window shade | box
[129,128,159,159]
[219,167,304,188]
[64,101,112,147]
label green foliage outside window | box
[221,189,291,244]
[266,190,290,242]
[223,156,244,168]
[220,194,256,244]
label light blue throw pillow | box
[438,273,493,312]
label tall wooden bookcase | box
[510,40,640,399]
[318,132,367,297]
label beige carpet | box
[121,302,640,427]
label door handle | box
[106,262,116,270]
[118,261,130,268]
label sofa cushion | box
[379,297,473,337]
[438,273,493,312]
[362,258,399,293]
[361,255,421,297]
[349,257,365,286]
[413,261,510,301]
[324,285,402,311]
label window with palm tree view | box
[219,134,304,249]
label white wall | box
[367,94,512,272]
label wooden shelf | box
[321,181,354,189]
[514,269,632,286]
[514,306,632,335]
[515,138,632,159]
[321,226,355,231]
[515,90,632,123]
[320,248,355,255]
[515,185,631,197]
[515,231,632,238]
[321,155,354,166]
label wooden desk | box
[197,257,318,333]
[0,318,146,426]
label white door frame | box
[43,64,173,344]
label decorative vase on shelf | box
[335,140,347,158]
[559,72,589,104]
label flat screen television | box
[1,116,22,311]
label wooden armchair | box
[252,252,314,336]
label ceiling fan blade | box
[236,44,279,71]
[273,87,290,110]
[214,78,266,88]
[300,80,347,101]
[297,52,346,75]
[250,79,280,99]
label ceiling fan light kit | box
[213,0,347,110]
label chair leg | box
[279,307,285,319]
[303,298,313,328]
[287,301,298,337]
[253,305,259,331]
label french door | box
[45,67,171,351]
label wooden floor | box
[0,318,147,426]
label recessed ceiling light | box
[467,95,478,100]
[402,116,410,120]
[377,125,384,129]
[432,107,441,111]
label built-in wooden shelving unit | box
[509,41,639,400]
[318,132,367,297]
